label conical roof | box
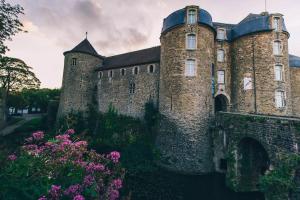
[64,39,103,58]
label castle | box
[58,5,300,174]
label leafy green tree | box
[0,0,25,55]
[0,56,40,98]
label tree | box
[0,0,25,55]
[0,56,40,98]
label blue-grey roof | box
[161,7,289,41]
[289,55,300,68]
[162,8,214,34]
[64,39,104,58]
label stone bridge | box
[213,112,300,198]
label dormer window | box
[187,9,197,24]
[72,58,77,66]
[273,41,282,55]
[273,17,280,32]
[186,33,197,50]
[217,28,226,40]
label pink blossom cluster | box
[8,154,17,161]
[18,129,124,200]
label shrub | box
[0,130,124,200]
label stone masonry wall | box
[213,112,300,192]
[231,31,291,116]
[57,53,102,117]
[157,10,215,174]
[291,67,300,117]
[97,63,160,118]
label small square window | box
[129,82,135,94]
[72,58,77,66]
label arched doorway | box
[238,138,270,190]
[215,94,228,112]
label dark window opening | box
[219,159,227,171]
[215,94,228,112]
[72,58,77,66]
[129,83,135,94]
[134,67,139,75]
[149,65,154,73]
[121,69,126,76]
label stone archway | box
[238,137,270,191]
[215,94,228,112]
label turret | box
[156,6,215,173]
[57,38,104,118]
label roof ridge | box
[105,46,161,59]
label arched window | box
[185,59,196,77]
[187,9,197,24]
[148,65,155,73]
[98,71,103,79]
[129,82,136,94]
[121,68,126,76]
[275,90,285,108]
[274,65,283,81]
[186,34,196,50]
[217,28,226,40]
[273,41,282,55]
[133,66,139,75]
[217,49,225,62]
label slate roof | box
[98,46,161,70]
[289,54,300,68]
[64,39,104,58]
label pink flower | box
[74,141,87,148]
[32,131,44,140]
[109,151,120,163]
[8,154,17,161]
[64,184,81,197]
[55,134,70,141]
[38,196,47,200]
[86,163,105,173]
[65,129,75,135]
[49,185,61,198]
[73,195,85,200]
[109,189,119,200]
[83,175,94,187]
[112,178,122,189]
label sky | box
[6,0,300,88]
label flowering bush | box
[0,129,124,200]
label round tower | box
[156,6,215,173]
[231,13,291,116]
[57,39,104,118]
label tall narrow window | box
[273,41,282,55]
[273,17,280,32]
[217,28,226,40]
[72,58,77,66]
[129,83,136,94]
[98,71,103,79]
[148,65,155,73]
[217,70,225,84]
[133,67,139,75]
[275,65,283,81]
[185,59,196,77]
[275,90,285,108]
[121,68,126,76]
[108,70,113,78]
[217,49,225,62]
[186,34,196,50]
[187,9,197,24]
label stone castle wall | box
[231,31,291,116]
[291,67,300,117]
[157,20,215,174]
[57,53,102,117]
[97,63,160,118]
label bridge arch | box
[237,137,270,190]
